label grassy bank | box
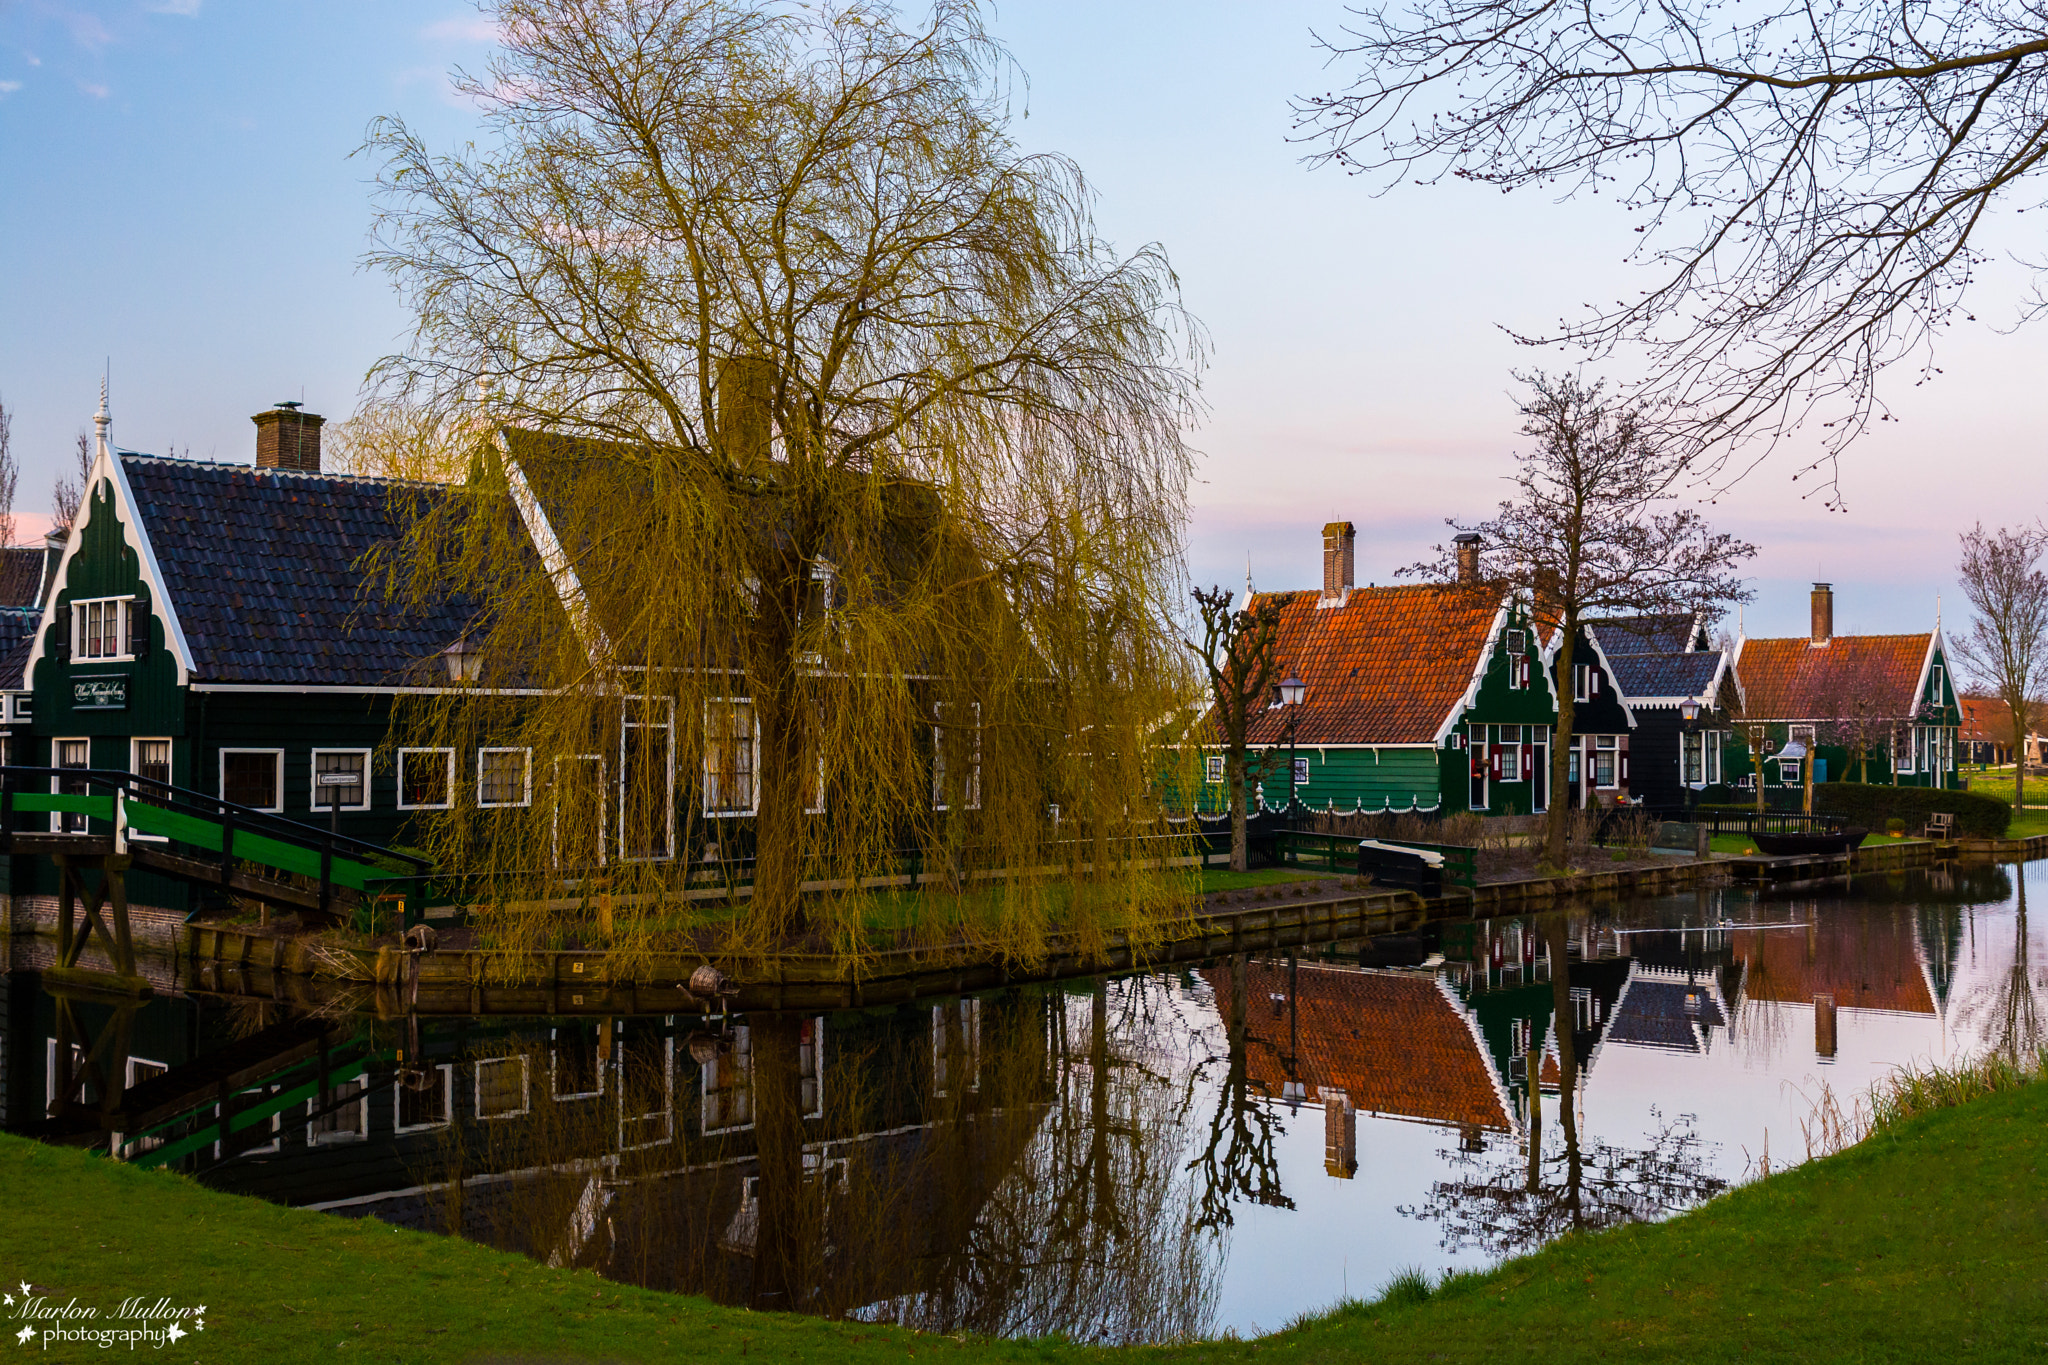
[8,1057,2048,1363]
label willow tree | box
[356,0,1204,969]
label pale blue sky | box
[4,2,2043,643]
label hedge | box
[1813,783,2010,837]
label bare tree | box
[1810,648,1913,787]
[1410,373,1754,868]
[1951,523,2048,811]
[0,395,16,548]
[1187,587,1286,873]
[1296,0,2048,479]
[52,428,91,531]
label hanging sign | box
[73,675,128,711]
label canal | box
[3,861,2034,1342]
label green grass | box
[1198,866,1336,894]
[10,1066,2048,1362]
[1708,831,1903,854]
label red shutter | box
[1490,749,1503,781]
[1522,744,1534,780]
[1620,750,1631,783]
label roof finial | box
[1245,551,1254,602]
[1936,590,1942,632]
[93,367,111,459]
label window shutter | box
[127,601,148,658]
[1489,749,1502,781]
[1620,750,1630,782]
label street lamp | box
[1279,672,1305,814]
[442,636,484,684]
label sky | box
[3,1,2045,645]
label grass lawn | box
[8,1073,2048,1362]
[1708,831,1906,855]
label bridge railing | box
[0,766,430,920]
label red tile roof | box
[1959,694,2017,743]
[1242,586,1500,746]
[1731,915,1935,1015]
[1211,960,1513,1132]
[1734,633,1931,721]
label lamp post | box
[1279,672,1306,815]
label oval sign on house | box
[73,675,128,710]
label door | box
[54,739,90,833]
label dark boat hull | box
[1751,827,1868,856]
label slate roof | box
[1605,977,1724,1053]
[1590,613,1701,655]
[1214,960,1513,1132]
[0,546,47,609]
[1242,586,1499,746]
[0,606,39,689]
[1735,633,1931,721]
[119,454,493,686]
[1606,650,1722,703]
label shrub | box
[1812,782,2010,837]
[1886,817,1907,835]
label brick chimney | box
[1454,532,1481,585]
[1811,582,1833,645]
[252,402,323,472]
[1321,521,1355,605]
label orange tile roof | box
[1242,586,1500,746]
[1959,694,2015,742]
[1210,960,1513,1132]
[1730,913,1935,1015]
[1734,633,1931,721]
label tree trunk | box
[2015,703,2029,813]
[1228,751,1249,873]
[750,559,810,947]
[1543,914,1584,1227]
[1544,625,1578,869]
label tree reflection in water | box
[1956,865,2045,1061]
[1185,954,1293,1228]
[427,979,1220,1345]
[1400,916,1728,1257]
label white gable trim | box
[1911,631,1946,715]
[495,431,613,661]
[1431,595,1542,746]
[23,443,196,687]
[1577,626,1639,730]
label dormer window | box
[71,596,142,662]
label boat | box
[1750,826,1869,857]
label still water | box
[6,862,2037,1341]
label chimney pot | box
[252,404,324,473]
[1454,532,1482,585]
[1811,582,1833,645]
[1321,521,1356,604]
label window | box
[1205,754,1225,784]
[475,1056,530,1120]
[702,1023,754,1133]
[53,738,90,833]
[130,738,171,791]
[551,1022,606,1100]
[1790,724,1815,745]
[1508,653,1530,690]
[70,596,138,662]
[220,749,282,812]
[308,1078,369,1144]
[934,702,982,810]
[311,749,370,812]
[618,1025,674,1149]
[1778,757,1803,786]
[1573,664,1602,702]
[621,702,675,859]
[1932,665,1945,702]
[398,748,454,809]
[395,1065,454,1133]
[799,1017,824,1118]
[477,748,531,808]
[1592,735,1617,788]
[703,699,756,815]
[1504,629,1527,655]
[1292,756,1310,787]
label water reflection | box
[2,862,2038,1341]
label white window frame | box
[396,747,455,811]
[476,747,533,809]
[474,1055,531,1121]
[1292,755,1310,787]
[69,595,137,663]
[1592,735,1619,789]
[307,1076,370,1145]
[701,1023,754,1134]
[617,1033,676,1151]
[218,748,283,813]
[551,1026,606,1101]
[934,701,983,811]
[52,737,91,834]
[620,699,676,860]
[128,738,173,842]
[393,1064,456,1134]
[309,748,373,814]
[1205,754,1225,784]
[703,697,759,816]
[1778,756,1803,786]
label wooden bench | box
[1924,811,1955,840]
